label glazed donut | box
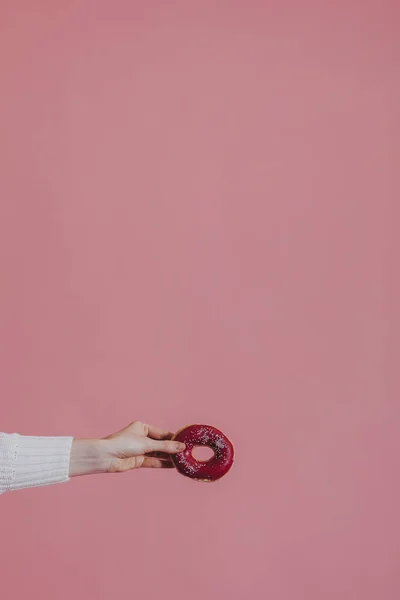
[171,424,234,482]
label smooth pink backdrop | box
[0,1,398,599]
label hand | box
[69,421,185,477]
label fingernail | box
[176,443,186,452]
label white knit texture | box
[0,433,18,494]
[0,434,73,494]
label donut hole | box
[192,445,214,462]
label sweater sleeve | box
[0,433,73,494]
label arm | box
[0,433,72,494]
[0,422,185,494]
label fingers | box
[146,438,186,454]
[141,457,174,469]
[123,421,174,440]
[109,455,174,472]
[146,424,174,440]
[146,451,173,460]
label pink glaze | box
[172,425,234,482]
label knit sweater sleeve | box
[0,433,73,494]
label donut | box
[171,424,234,482]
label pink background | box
[0,1,398,599]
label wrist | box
[69,439,111,477]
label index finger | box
[146,424,174,440]
[147,439,186,454]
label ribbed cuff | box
[9,435,73,492]
[0,433,18,494]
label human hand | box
[69,421,185,477]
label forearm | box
[0,433,113,494]
[68,439,111,477]
[0,433,73,494]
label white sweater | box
[0,433,73,494]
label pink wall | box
[0,2,398,599]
